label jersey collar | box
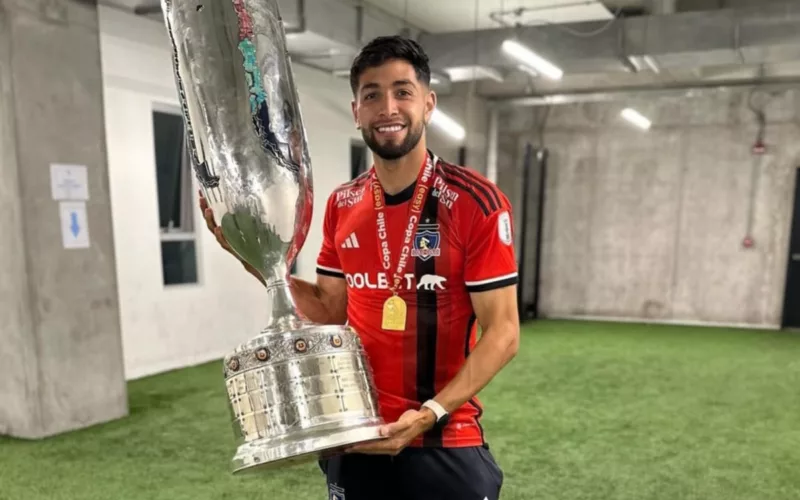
[382,149,439,206]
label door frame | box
[780,167,800,328]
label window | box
[350,139,369,179]
[152,107,198,286]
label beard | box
[362,120,425,161]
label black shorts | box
[319,444,504,500]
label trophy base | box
[223,322,385,474]
[231,419,384,474]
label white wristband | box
[421,399,448,421]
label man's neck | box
[373,143,428,195]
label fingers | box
[213,226,232,252]
[198,191,266,289]
[199,191,219,235]
[344,419,414,455]
[201,196,233,255]
[204,208,216,233]
[205,203,236,256]
[380,420,411,437]
[199,190,210,224]
[198,189,207,209]
[345,439,397,456]
[241,260,266,285]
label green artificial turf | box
[2,320,800,499]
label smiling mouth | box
[375,124,406,134]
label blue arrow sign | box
[70,212,80,237]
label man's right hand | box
[199,191,348,324]
[199,191,265,286]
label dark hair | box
[349,35,431,95]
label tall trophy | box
[160,0,384,473]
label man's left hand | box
[345,409,436,456]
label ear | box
[424,90,437,124]
[351,99,361,129]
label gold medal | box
[382,295,407,331]
[371,154,437,334]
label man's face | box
[351,59,436,161]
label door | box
[516,144,548,321]
[782,168,800,328]
[350,140,368,180]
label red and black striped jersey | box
[316,151,518,448]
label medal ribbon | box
[371,153,437,295]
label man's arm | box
[201,191,348,324]
[289,275,348,325]
[425,284,520,417]
[345,284,519,454]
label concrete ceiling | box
[419,0,800,98]
[359,0,617,33]
[101,0,800,99]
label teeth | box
[378,125,403,132]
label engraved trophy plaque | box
[160,0,384,473]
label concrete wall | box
[0,0,38,439]
[0,0,128,438]
[97,6,362,380]
[497,87,800,328]
[426,82,490,173]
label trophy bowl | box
[160,0,384,473]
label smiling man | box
[203,35,520,500]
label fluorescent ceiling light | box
[429,71,451,86]
[430,108,465,141]
[445,65,504,83]
[501,40,563,80]
[643,55,661,74]
[621,108,652,130]
[625,56,642,73]
[517,64,539,78]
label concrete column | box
[651,0,677,14]
[0,0,127,438]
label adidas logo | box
[341,232,360,249]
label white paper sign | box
[50,164,89,201]
[59,201,90,249]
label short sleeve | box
[463,197,518,293]
[316,193,344,279]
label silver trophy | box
[160,0,384,473]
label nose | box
[378,93,399,117]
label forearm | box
[432,323,519,413]
[288,277,346,325]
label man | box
[202,35,520,500]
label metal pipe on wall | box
[531,148,548,320]
[289,0,307,34]
[517,143,533,320]
[486,107,499,183]
[489,78,800,108]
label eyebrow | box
[360,79,415,92]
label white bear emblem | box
[417,274,447,291]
